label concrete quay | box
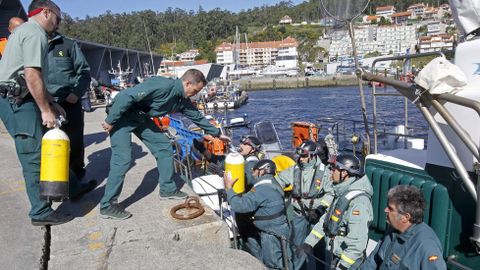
[0,107,265,269]
[237,75,360,91]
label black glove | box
[307,205,327,224]
[295,243,313,257]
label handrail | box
[360,69,477,202]
[368,50,452,153]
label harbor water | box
[211,86,429,151]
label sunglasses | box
[47,9,62,24]
[239,136,252,146]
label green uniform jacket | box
[105,77,220,136]
[360,223,446,270]
[227,174,289,236]
[275,157,334,211]
[305,175,374,270]
[45,34,90,101]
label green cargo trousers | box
[0,98,53,219]
[100,110,177,209]
[0,97,84,219]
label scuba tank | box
[39,117,70,202]
[224,152,245,193]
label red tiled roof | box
[160,59,208,67]
[366,15,380,21]
[376,5,395,12]
[391,11,412,17]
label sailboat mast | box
[142,19,155,75]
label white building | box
[376,25,417,54]
[327,24,417,60]
[214,43,234,65]
[419,34,454,52]
[390,11,413,24]
[427,21,447,36]
[275,37,298,69]
[375,5,396,20]
[407,3,426,18]
[215,37,298,68]
[279,15,292,25]
[177,49,200,62]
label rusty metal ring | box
[170,196,205,220]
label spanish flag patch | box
[352,210,360,215]
[428,255,438,262]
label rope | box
[39,225,51,270]
[170,196,205,220]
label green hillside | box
[59,0,448,61]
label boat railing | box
[316,117,428,153]
[370,50,453,154]
[359,66,480,252]
[172,141,194,184]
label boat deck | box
[0,107,264,269]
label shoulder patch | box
[250,188,256,193]
[428,255,438,262]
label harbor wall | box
[236,75,362,91]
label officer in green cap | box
[298,153,373,270]
[100,69,230,219]
[0,0,73,226]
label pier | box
[237,75,360,91]
[0,108,265,269]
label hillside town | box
[162,2,455,78]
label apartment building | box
[407,3,426,18]
[419,34,454,52]
[390,11,412,24]
[375,5,396,20]
[328,24,417,59]
[215,37,298,68]
[427,21,447,36]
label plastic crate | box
[169,117,203,160]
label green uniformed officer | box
[225,159,292,269]
[360,185,446,270]
[0,0,73,226]
[100,69,230,219]
[299,153,373,270]
[46,32,91,181]
[275,140,333,270]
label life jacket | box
[323,189,371,237]
[291,163,328,212]
[0,37,8,58]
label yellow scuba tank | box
[40,126,70,202]
[225,152,245,193]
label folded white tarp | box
[414,57,467,94]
